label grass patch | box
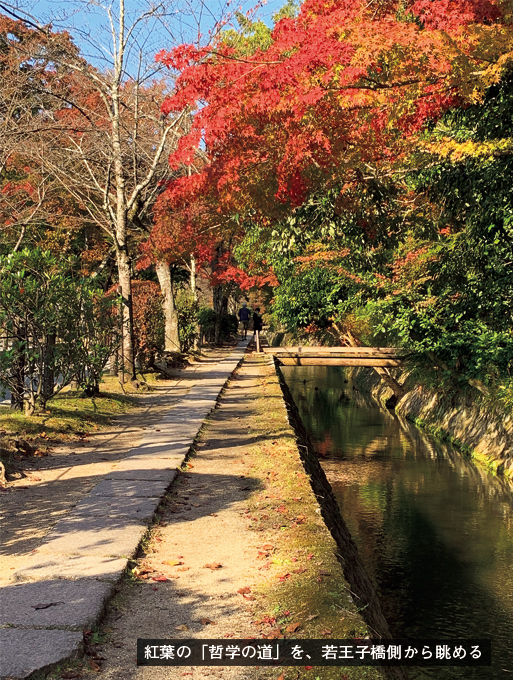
[237,356,381,680]
[0,372,158,449]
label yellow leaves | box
[423,137,513,162]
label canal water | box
[282,365,513,679]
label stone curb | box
[0,340,250,680]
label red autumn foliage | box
[155,0,511,221]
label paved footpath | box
[0,340,250,680]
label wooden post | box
[255,330,260,353]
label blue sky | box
[14,0,289,76]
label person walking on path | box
[252,307,263,352]
[238,301,251,339]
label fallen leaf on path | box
[261,544,274,550]
[238,586,251,594]
[224,633,234,638]
[277,574,291,582]
[209,513,218,517]
[285,622,301,633]
[88,659,101,672]
[204,562,223,570]
[305,666,313,670]
[163,560,183,566]
[152,576,169,582]
[199,618,217,625]
[265,628,283,640]
[243,593,256,601]
[175,624,188,631]
[177,566,190,572]
[32,601,64,610]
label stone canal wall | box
[354,368,513,478]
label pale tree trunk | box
[155,260,180,353]
[190,254,197,301]
[190,255,200,350]
[116,247,136,382]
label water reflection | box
[283,365,513,679]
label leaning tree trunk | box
[155,260,180,353]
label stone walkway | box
[0,340,250,680]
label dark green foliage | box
[176,289,199,352]
[0,249,119,413]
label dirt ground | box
[0,347,236,584]
[45,354,376,680]
[2,351,377,680]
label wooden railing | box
[263,346,409,367]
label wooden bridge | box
[263,346,409,367]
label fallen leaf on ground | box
[293,567,307,574]
[163,560,183,566]
[238,586,251,594]
[243,593,256,601]
[261,544,274,550]
[305,614,319,621]
[285,622,301,633]
[199,618,217,625]
[61,672,81,679]
[321,628,333,636]
[277,673,285,680]
[175,624,188,631]
[177,566,190,572]
[305,666,314,671]
[319,570,331,576]
[224,633,234,638]
[204,562,223,570]
[88,659,101,672]
[265,628,283,640]
[152,576,169,582]
[278,574,291,582]
[306,553,314,560]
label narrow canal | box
[282,365,513,679]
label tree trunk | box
[116,248,136,382]
[337,325,405,399]
[190,255,198,301]
[155,260,180,353]
[190,255,200,351]
[213,284,223,345]
[10,325,25,411]
[41,332,56,407]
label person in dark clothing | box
[238,301,250,339]
[252,307,263,333]
[252,307,263,351]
